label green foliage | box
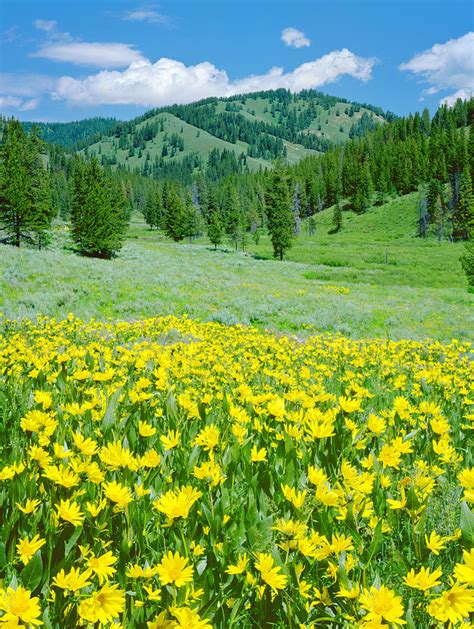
[207,191,223,249]
[164,184,187,242]
[1,194,472,342]
[329,201,343,234]
[460,241,474,287]
[144,185,163,229]
[182,190,202,241]
[21,117,117,149]
[265,158,293,260]
[81,89,393,178]
[70,156,128,258]
[452,168,474,241]
[0,119,54,248]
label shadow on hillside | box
[250,253,273,261]
[205,246,235,254]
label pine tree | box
[207,208,222,249]
[421,107,431,135]
[460,241,474,287]
[265,158,293,260]
[222,182,241,249]
[30,168,54,249]
[329,199,343,234]
[418,184,429,238]
[70,157,127,258]
[452,168,474,241]
[307,215,316,236]
[27,126,54,249]
[164,185,186,241]
[291,184,302,235]
[426,179,441,224]
[352,161,372,213]
[0,118,53,247]
[182,191,198,242]
[426,179,448,242]
[144,187,162,229]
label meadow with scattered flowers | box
[0,313,473,627]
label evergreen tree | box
[70,156,127,258]
[426,179,442,225]
[0,118,53,247]
[426,179,448,241]
[329,199,343,234]
[418,184,429,238]
[222,181,243,249]
[460,241,474,287]
[30,168,54,249]
[264,158,293,260]
[52,170,72,220]
[307,215,316,236]
[144,186,162,229]
[469,123,474,185]
[352,160,372,213]
[207,208,223,249]
[164,185,186,241]
[182,191,199,242]
[421,107,431,135]
[291,184,302,235]
[452,168,473,241]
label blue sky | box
[0,0,472,121]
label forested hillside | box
[81,89,392,180]
[1,90,472,279]
[21,117,117,149]
[105,95,472,257]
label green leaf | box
[361,522,383,568]
[460,501,474,545]
[65,526,83,558]
[20,551,43,592]
[165,392,178,421]
[405,598,416,629]
[0,541,7,568]
[344,504,362,546]
[337,551,349,589]
[102,388,122,432]
[228,598,244,627]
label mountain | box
[21,117,118,149]
[79,89,394,179]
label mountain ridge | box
[17,89,395,179]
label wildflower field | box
[0,314,473,627]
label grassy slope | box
[245,193,465,289]
[1,194,472,341]
[86,112,270,172]
[85,95,382,171]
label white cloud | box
[0,95,39,111]
[53,49,375,107]
[0,73,56,97]
[31,42,145,68]
[281,27,311,49]
[0,95,23,108]
[19,98,40,112]
[33,19,58,32]
[32,19,71,43]
[400,32,474,104]
[441,88,473,106]
[124,7,168,24]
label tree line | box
[0,119,129,258]
[137,97,473,260]
[1,96,472,277]
[89,88,397,169]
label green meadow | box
[2,193,472,341]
